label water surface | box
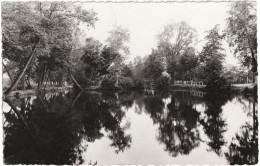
[3,89,258,164]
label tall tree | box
[226,1,257,82]
[156,21,197,82]
[143,50,164,82]
[2,2,98,95]
[106,25,130,56]
[105,25,130,71]
[200,25,228,91]
[132,56,145,79]
[178,47,198,81]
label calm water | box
[3,89,258,165]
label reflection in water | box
[144,91,200,157]
[225,94,258,165]
[3,91,131,164]
[199,92,229,156]
[3,89,258,164]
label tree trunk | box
[38,66,46,90]
[4,38,39,96]
[250,49,257,83]
[2,62,13,82]
[4,98,34,139]
[69,70,83,90]
[68,91,83,112]
[21,74,25,90]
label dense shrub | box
[118,76,134,90]
[101,76,117,89]
[155,76,170,89]
[205,76,230,92]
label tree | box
[226,1,257,82]
[143,50,164,82]
[99,46,121,75]
[80,38,103,83]
[105,25,130,72]
[156,21,197,82]
[121,65,133,77]
[178,47,198,81]
[131,56,145,79]
[2,2,98,95]
[106,25,130,56]
[73,38,121,89]
[200,25,228,91]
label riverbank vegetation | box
[2,1,257,97]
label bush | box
[101,76,117,89]
[155,76,170,89]
[118,76,134,90]
[206,76,230,92]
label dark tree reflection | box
[4,92,84,165]
[199,91,229,156]
[3,90,132,165]
[66,91,132,154]
[225,95,258,165]
[144,91,200,157]
[3,89,258,164]
[144,92,165,124]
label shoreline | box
[3,83,255,99]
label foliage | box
[155,76,170,90]
[223,65,253,84]
[131,56,145,79]
[100,76,117,90]
[72,39,121,88]
[200,25,229,91]
[99,46,120,75]
[2,2,98,91]
[156,21,197,80]
[178,47,198,80]
[80,38,103,81]
[73,68,90,90]
[105,25,130,73]
[132,78,144,89]
[106,25,130,56]
[226,2,257,74]
[118,76,134,90]
[143,50,164,81]
[157,21,197,58]
[121,65,133,77]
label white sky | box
[78,2,240,65]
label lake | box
[2,89,258,165]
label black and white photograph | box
[1,0,258,165]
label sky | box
[78,2,239,65]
